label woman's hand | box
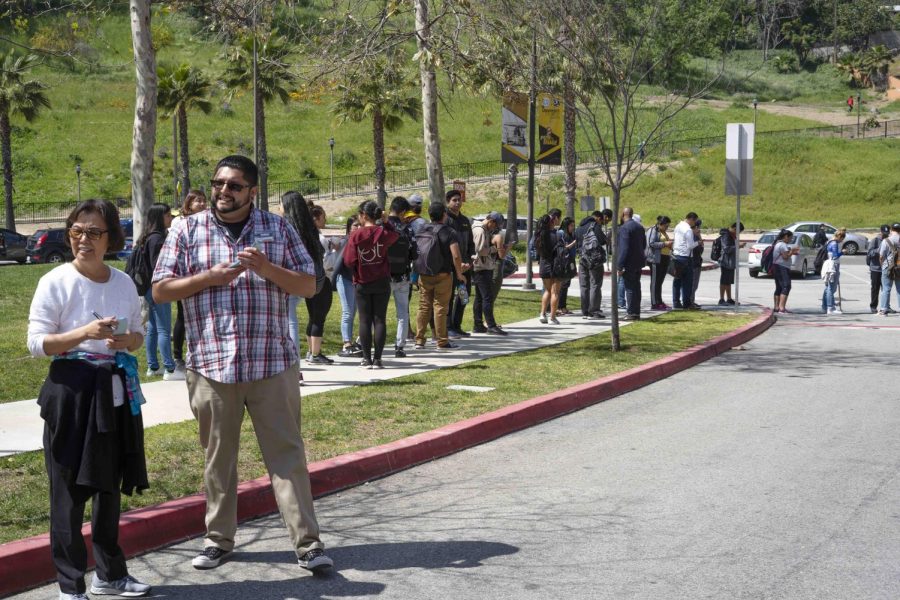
[105,332,138,351]
[82,317,118,341]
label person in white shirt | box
[773,228,800,313]
[27,199,152,600]
[671,212,699,309]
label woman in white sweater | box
[27,200,152,600]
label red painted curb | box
[0,309,774,597]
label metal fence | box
[16,119,900,225]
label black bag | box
[414,223,445,276]
[387,221,415,276]
[501,253,519,277]
[710,236,723,262]
[812,244,828,274]
[760,244,776,276]
[667,258,685,279]
[125,239,153,296]
[551,241,570,278]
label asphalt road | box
[11,260,900,600]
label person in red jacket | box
[343,200,399,368]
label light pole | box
[752,98,758,130]
[75,164,81,203]
[328,137,335,200]
[856,93,861,137]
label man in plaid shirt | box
[152,155,333,573]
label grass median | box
[0,309,754,544]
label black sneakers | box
[394,347,407,358]
[298,548,334,572]
[486,326,508,336]
[192,546,233,569]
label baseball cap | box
[633,214,642,224]
[486,211,505,226]
[408,193,423,207]
[881,224,890,235]
[893,222,900,232]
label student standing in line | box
[153,155,333,573]
[773,229,800,313]
[646,215,673,311]
[28,200,151,600]
[171,189,207,375]
[717,222,744,305]
[137,203,178,379]
[343,200,399,368]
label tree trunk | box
[129,0,157,242]
[414,0,444,205]
[563,77,577,220]
[610,185,621,351]
[373,107,387,209]
[255,87,268,211]
[1,104,15,232]
[178,104,191,200]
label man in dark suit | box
[616,207,647,320]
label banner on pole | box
[725,123,754,196]
[536,93,562,165]
[501,92,528,164]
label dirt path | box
[692,98,899,126]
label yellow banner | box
[536,93,562,165]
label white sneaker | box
[145,367,161,378]
[163,367,186,381]
[827,308,842,315]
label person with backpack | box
[170,189,207,376]
[471,212,508,335]
[773,229,800,313]
[445,190,474,339]
[690,219,705,307]
[343,200,399,369]
[716,222,744,305]
[576,211,608,319]
[616,207,647,320]
[867,225,890,313]
[646,215,673,311]
[135,202,178,379]
[334,217,363,357]
[878,223,900,316]
[821,228,845,315]
[414,201,466,350]
[535,211,565,324]
[386,196,417,357]
[556,217,578,315]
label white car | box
[747,230,816,278]
[782,222,868,255]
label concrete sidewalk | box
[0,276,640,456]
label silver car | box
[747,231,816,278]
[783,222,868,255]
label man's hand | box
[207,261,246,286]
[461,262,471,273]
[235,247,272,277]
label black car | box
[26,228,74,264]
[0,228,28,263]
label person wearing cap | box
[406,194,427,236]
[471,212,508,335]
[867,225,891,313]
[878,223,900,316]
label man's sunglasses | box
[210,179,253,193]
[67,227,108,241]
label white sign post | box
[725,123,754,306]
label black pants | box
[472,269,497,328]
[623,269,642,316]
[305,278,333,337]
[448,270,472,331]
[44,412,128,594]
[650,256,670,306]
[355,284,390,361]
[559,276,572,309]
[173,300,185,362]
[870,270,882,310]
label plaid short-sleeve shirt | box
[153,207,313,383]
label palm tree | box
[158,63,213,200]
[0,51,50,232]
[331,58,421,208]
[223,32,295,210]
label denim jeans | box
[390,279,410,349]
[671,257,694,306]
[617,275,625,308]
[144,290,175,372]
[287,295,301,352]
[336,273,356,344]
[880,271,900,312]
[622,270,642,316]
[822,274,839,310]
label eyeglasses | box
[210,179,252,193]
[67,226,108,241]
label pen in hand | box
[91,311,105,321]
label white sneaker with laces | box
[164,367,186,381]
[89,573,151,597]
[145,367,161,378]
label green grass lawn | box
[0,261,538,403]
[0,309,753,543]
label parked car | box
[0,228,28,263]
[472,214,534,241]
[26,228,74,264]
[747,230,815,278]
[106,218,134,260]
[782,222,867,255]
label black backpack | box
[387,220,416,276]
[415,223,446,276]
[813,244,828,274]
[760,243,776,276]
[125,238,154,296]
[710,236,723,262]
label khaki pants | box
[186,363,323,556]
[416,272,453,347]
